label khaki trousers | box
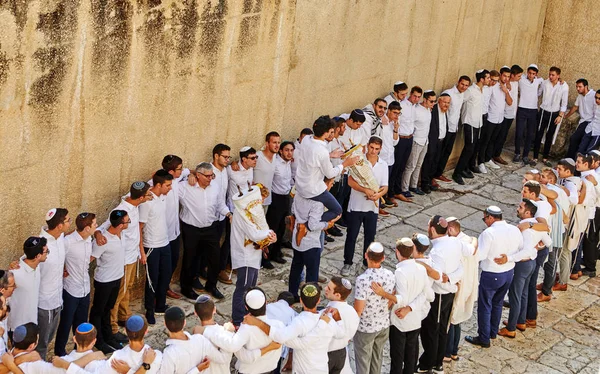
[110,262,137,333]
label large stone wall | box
[0,0,547,263]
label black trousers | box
[180,221,220,292]
[583,210,600,272]
[434,132,457,177]
[390,136,414,195]
[478,119,502,164]
[328,347,347,374]
[89,279,121,346]
[418,292,455,370]
[533,109,560,159]
[454,124,480,175]
[567,121,590,159]
[389,326,420,374]
[494,117,514,158]
[144,244,172,313]
[265,192,291,260]
[421,138,443,188]
[515,108,539,157]
[217,218,229,270]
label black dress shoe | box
[461,170,474,179]
[327,226,343,237]
[465,335,490,348]
[262,260,275,269]
[182,289,200,300]
[192,278,205,290]
[209,287,225,300]
[470,167,481,174]
[422,186,432,194]
[452,174,465,185]
[503,300,510,308]
[324,235,334,243]
[409,187,425,195]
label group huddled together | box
[0,61,598,374]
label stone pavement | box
[126,150,600,374]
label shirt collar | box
[519,217,537,224]
[70,230,91,243]
[40,227,61,242]
[166,331,193,347]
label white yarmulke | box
[476,69,484,74]
[245,289,266,310]
[240,146,252,153]
[398,237,414,247]
[590,150,600,156]
[424,89,434,93]
[415,234,430,246]
[528,64,539,70]
[45,208,57,221]
[501,65,510,69]
[528,169,540,174]
[368,242,384,253]
[446,216,458,222]
[486,205,502,215]
[394,81,405,86]
[551,168,559,179]
[341,278,352,290]
[563,158,575,166]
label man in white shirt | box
[565,79,597,158]
[266,292,297,371]
[291,128,313,182]
[380,102,400,209]
[465,206,523,348]
[254,132,281,208]
[179,163,230,301]
[54,213,97,357]
[576,153,599,277]
[265,141,294,264]
[90,209,128,353]
[434,76,470,184]
[402,90,435,195]
[94,181,150,338]
[36,208,70,359]
[514,64,544,165]
[227,146,257,211]
[421,95,451,194]
[337,109,369,149]
[454,70,489,184]
[384,81,409,105]
[390,87,422,202]
[342,137,388,276]
[493,65,523,166]
[478,68,513,172]
[139,170,173,325]
[362,100,385,138]
[533,66,570,166]
[498,200,551,338]
[578,95,600,155]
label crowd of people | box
[0,63,598,374]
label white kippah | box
[398,237,414,247]
[501,65,510,69]
[394,81,405,86]
[424,89,434,93]
[45,208,57,221]
[446,216,458,222]
[368,242,384,253]
[591,150,600,156]
[551,168,559,179]
[528,169,540,174]
[341,278,352,290]
[240,146,252,153]
[528,64,539,70]
[340,113,350,121]
[486,206,502,215]
[476,69,484,74]
[527,180,541,185]
[563,158,575,166]
[245,289,266,310]
[415,233,430,246]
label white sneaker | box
[478,163,488,174]
[340,264,351,276]
[486,160,500,169]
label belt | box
[398,134,413,139]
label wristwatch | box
[142,363,151,370]
[529,222,534,229]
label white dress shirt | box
[437,106,447,139]
[518,76,543,110]
[63,231,92,298]
[230,209,272,270]
[266,300,298,326]
[540,80,569,113]
[534,198,553,221]
[509,218,552,262]
[380,121,400,166]
[429,236,472,294]
[163,169,190,241]
[227,162,254,211]
[580,170,598,219]
[338,124,370,148]
[413,104,432,145]
[477,220,524,273]
[487,83,507,124]
[295,137,343,198]
[326,300,360,352]
[347,157,388,214]
[91,230,125,283]
[38,228,65,310]
[61,349,107,373]
[269,311,321,344]
[443,86,464,133]
[178,182,228,228]
[212,164,229,221]
[101,344,163,374]
[138,192,169,248]
[390,259,435,332]
[194,325,234,374]
[384,92,400,105]
[461,84,483,128]
[561,176,580,206]
[399,99,416,136]
[17,359,89,374]
[504,81,519,119]
[482,85,492,115]
[254,151,276,206]
[587,105,600,136]
[271,155,293,195]
[576,89,596,127]
[159,332,230,374]
[99,198,141,265]
[7,259,40,331]
[291,194,328,251]
[284,318,337,374]
[354,267,395,333]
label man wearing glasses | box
[179,163,231,301]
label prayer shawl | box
[450,238,479,325]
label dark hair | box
[373,98,386,107]
[279,141,295,154]
[24,237,47,260]
[277,291,296,306]
[74,326,97,348]
[76,212,96,232]
[164,306,186,332]
[576,78,589,87]
[500,66,511,75]
[266,131,280,142]
[411,233,429,254]
[47,208,69,230]
[212,144,231,158]
[368,136,383,147]
[393,82,409,93]
[395,240,413,259]
[410,86,423,95]
[126,318,148,342]
[527,65,539,73]
[510,65,524,75]
[313,115,335,137]
[300,283,321,309]
[577,152,593,167]
[350,109,366,123]
[330,276,351,301]
[429,215,448,235]
[194,297,215,321]
[300,128,313,136]
[13,323,39,350]
[423,90,436,100]
[490,70,500,78]
[109,210,128,227]
[458,75,471,84]
[557,159,576,175]
[388,101,401,112]
[366,250,384,263]
[484,210,503,220]
[476,69,490,82]
[161,155,183,172]
[591,152,600,164]
[130,181,150,200]
[240,147,257,160]
[522,199,538,217]
[549,66,561,75]
[244,287,267,317]
[523,181,541,197]
[152,169,174,186]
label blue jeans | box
[310,190,342,223]
[526,248,548,320]
[144,244,172,314]
[289,247,321,297]
[507,260,536,330]
[344,211,378,265]
[54,290,90,356]
[232,266,258,326]
[477,269,513,344]
[445,324,460,357]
